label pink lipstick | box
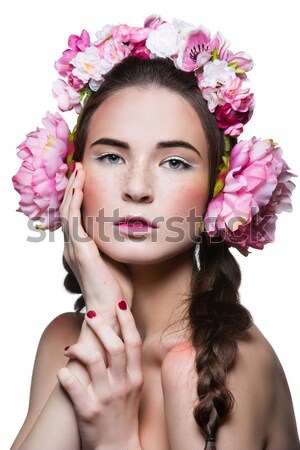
[114,215,158,236]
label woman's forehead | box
[88,86,207,142]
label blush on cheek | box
[176,186,208,213]
[82,175,116,229]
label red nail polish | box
[64,346,70,351]
[118,300,127,310]
[86,310,97,318]
[72,188,75,195]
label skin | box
[82,86,209,259]
[81,86,210,340]
[11,86,300,450]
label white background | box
[1,0,299,448]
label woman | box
[11,14,299,450]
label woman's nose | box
[121,164,154,203]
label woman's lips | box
[115,224,156,235]
[114,216,158,234]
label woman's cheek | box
[174,182,208,214]
[82,178,105,235]
[173,183,208,238]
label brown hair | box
[62,55,253,447]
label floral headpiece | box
[12,14,296,255]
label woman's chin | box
[96,242,195,267]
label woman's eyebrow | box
[90,137,201,156]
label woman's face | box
[81,86,209,265]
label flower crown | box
[12,14,296,255]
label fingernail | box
[118,300,127,310]
[64,346,70,351]
[72,188,75,196]
[75,170,78,177]
[86,310,97,319]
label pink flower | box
[129,26,151,43]
[144,14,165,29]
[218,78,254,112]
[176,26,211,71]
[55,30,90,79]
[215,103,253,136]
[96,38,132,75]
[112,24,132,42]
[12,112,71,231]
[113,25,150,44]
[176,28,232,72]
[227,50,254,72]
[204,138,296,253]
[130,42,152,58]
[208,32,231,61]
[52,79,82,113]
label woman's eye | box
[96,153,123,164]
[163,158,191,170]
[95,154,191,170]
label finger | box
[60,162,84,234]
[61,164,89,270]
[59,162,79,221]
[85,310,127,379]
[59,163,79,245]
[63,161,82,204]
[68,192,88,245]
[115,300,143,387]
[64,343,109,396]
[57,366,93,419]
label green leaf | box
[235,67,246,75]
[211,48,219,61]
[224,135,232,155]
[228,61,238,69]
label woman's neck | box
[127,248,194,342]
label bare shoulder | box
[30,311,84,408]
[247,325,300,448]
[160,323,276,384]
[11,312,83,450]
[38,311,83,347]
[161,324,300,449]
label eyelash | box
[95,153,192,170]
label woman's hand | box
[57,300,144,450]
[59,162,134,325]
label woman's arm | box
[161,326,300,450]
[12,308,142,450]
[10,312,82,450]
[11,311,125,450]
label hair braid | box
[187,235,254,446]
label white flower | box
[146,22,179,58]
[95,24,116,45]
[89,78,104,92]
[71,45,103,83]
[172,18,195,34]
[201,87,220,113]
[200,60,236,89]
